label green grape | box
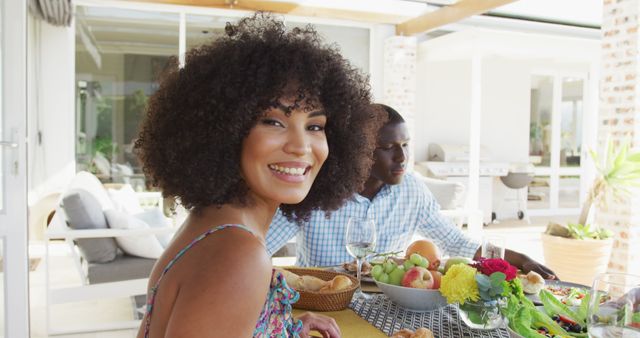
[388,267,406,286]
[383,261,397,274]
[418,256,429,268]
[378,272,389,284]
[403,260,415,270]
[371,265,384,279]
[409,253,423,265]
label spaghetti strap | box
[143,224,256,338]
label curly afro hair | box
[135,12,384,222]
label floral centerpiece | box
[439,258,517,330]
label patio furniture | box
[413,171,481,228]
[44,171,176,335]
[499,163,535,223]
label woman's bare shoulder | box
[161,226,273,336]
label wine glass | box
[481,235,505,259]
[586,272,640,337]
[345,217,377,300]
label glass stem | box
[356,257,362,291]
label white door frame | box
[0,0,30,336]
[528,70,590,216]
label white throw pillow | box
[107,184,144,214]
[104,209,164,259]
[414,172,465,210]
[134,209,174,248]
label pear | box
[443,256,472,274]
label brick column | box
[598,0,640,275]
[383,36,417,167]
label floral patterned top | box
[143,224,303,337]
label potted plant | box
[542,139,640,285]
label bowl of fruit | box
[371,240,448,312]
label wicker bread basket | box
[285,268,359,312]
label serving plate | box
[526,280,589,305]
[329,266,375,283]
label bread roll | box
[276,268,302,289]
[520,271,545,295]
[412,328,434,338]
[390,329,414,338]
[390,328,434,338]
[298,275,328,291]
[319,275,353,293]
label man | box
[267,104,556,279]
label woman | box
[135,13,382,338]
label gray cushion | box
[87,254,156,284]
[62,189,118,263]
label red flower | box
[474,258,517,281]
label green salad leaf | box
[539,289,585,327]
[511,307,547,338]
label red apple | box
[401,267,434,289]
[430,270,442,289]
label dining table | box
[294,292,512,338]
[274,261,513,338]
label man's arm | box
[473,247,557,280]
[416,186,480,258]
[415,180,557,279]
[265,209,299,256]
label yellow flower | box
[440,263,480,305]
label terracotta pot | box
[541,233,613,286]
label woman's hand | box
[297,312,341,338]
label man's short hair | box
[376,104,405,124]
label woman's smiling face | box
[240,96,328,206]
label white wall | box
[370,24,395,101]
[415,59,471,162]
[480,57,531,164]
[414,30,599,165]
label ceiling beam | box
[396,0,519,35]
[122,0,411,24]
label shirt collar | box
[354,183,393,202]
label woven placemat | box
[349,294,510,338]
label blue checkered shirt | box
[266,172,480,267]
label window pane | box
[186,16,371,74]
[560,78,583,167]
[288,21,370,73]
[75,6,179,190]
[529,75,553,167]
[528,175,550,209]
[559,175,580,208]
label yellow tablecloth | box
[292,308,387,338]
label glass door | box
[528,73,587,215]
[0,1,29,336]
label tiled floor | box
[28,215,575,337]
